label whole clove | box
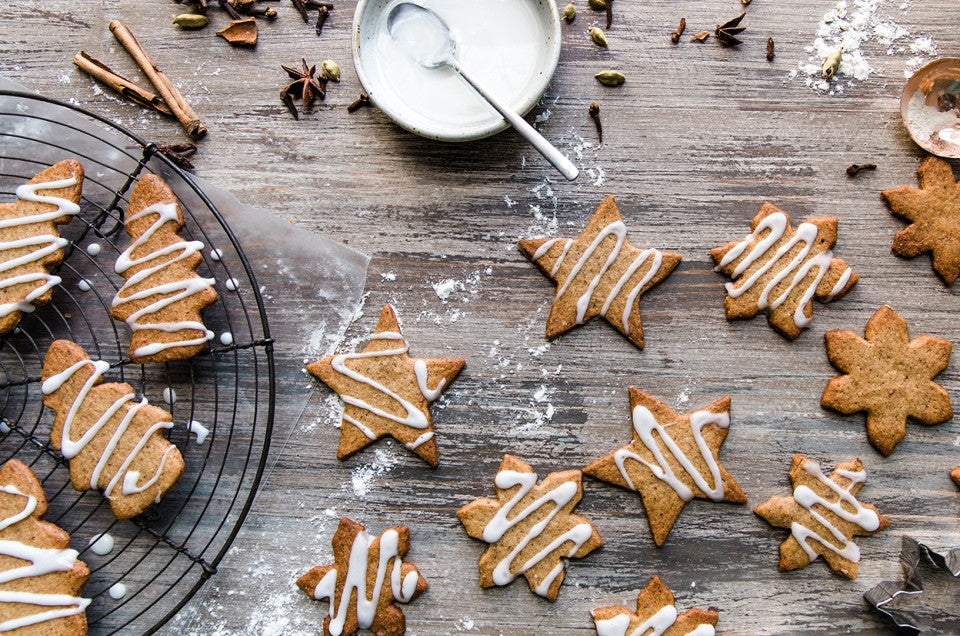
[156,142,198,170]
[767,37,775,61]
[315,6,330,35]
[347,92,371,113]
[671,17,686,44]
[588,101,602,144]
[605,0,613,29]
[846,163,877,177]
[291,0,309,21]
[716,12,747,47]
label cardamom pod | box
[595,70,625,86]
[589,26,608,47]
[562,2,576,22]
[172,13,209,29]
[822,47,843,80]
[321,60,341,82]
[588,0,607,10]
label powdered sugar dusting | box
[351,448,401,497]
[791,0,936,94]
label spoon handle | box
[451,59,579,181]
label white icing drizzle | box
[716,212,853,329]
[85,242,101,257]
[313,527,421,635]
[331,331,447,436]
[219,331,234,346]
[594,604,715,636]
[87,533,114,556]
[0,177,81,319]
[533,222,666,333]
[108,583,127,600]
[112,202,215,359]
[189,420,209,444]
[481,470,594,594]
[789,462,880,564]
[614,407,729,502]
[0,485,90,632]
[404,431,434,450]
[41,357,175,500]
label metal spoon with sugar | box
[387,2,579,181]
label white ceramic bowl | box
[352,0,562,142]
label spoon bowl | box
[383,1,577,179]
[352,0,562,142]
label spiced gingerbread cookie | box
[754,455,888,579]
[711,202,857,339]
[111,174,217,363]
[307,304,464,466]
[584,389,746,546]
[592,575,719,636]
[881,156,960,285]
[821,305,953,456]
[518,196,681,350]
[457,454,602,601]
[0,160,84,334]
[297,517,428,636]
[41,339,185,519]
[0,459,90,634]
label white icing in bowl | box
[353,0,561,141]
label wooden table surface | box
[3,0,960,634]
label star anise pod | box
[715,11,746,46]
[280,58,327,120]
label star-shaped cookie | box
[754,455,888,579]
[882,156,960,285]
[518,196,681,349]
[591,575,719,636]
[307,304,464,466]
[457,454,603,601]
[584,389,746,546]
[297,517,428,636]
[822,305,953,456]
[711,203,858,339]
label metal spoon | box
[387,2,579,181]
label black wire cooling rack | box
[0,90,275,634]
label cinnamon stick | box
[72,51,174,117]
[107,20,207,140]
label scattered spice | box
[589,26,608,48]
[347,92,371,113]
[595,70,625,86]
[588,101,602,144]
[690,31,710,43]
[321,59,340,82]
[280,58,327,119]
[605,0,613,29]
[767,37,775,61]
[172,13,209,28]
[741,0,752,5]
[846,163,877,177]
[587,0,606,10]
[716,12,746,47]
[72,51,174,117]
[822,47,843,80]
[156,142,198,170]
[562,2,575,23]
[315,6,330,35]
[671,17,686,44]
[106,20,206,139]
[291,0,309,21]
[217,17,258,46]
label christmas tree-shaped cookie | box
[0,160,84,334]
[111,174,217,363]
[0,459,90,633]
[41,339,185,519]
